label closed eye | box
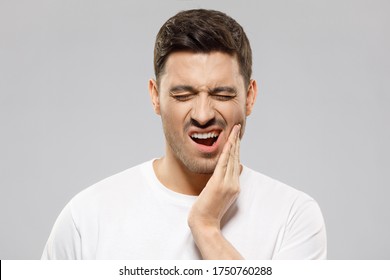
[170,93,194,101]
[168,85,237,102]
[169,85,196,102]
[209,86,237,101]
[211,94,235,101]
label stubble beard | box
[162,124,218,174]
[167,133,218,174]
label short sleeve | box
[41,202,82,260]
[273,197,327,259]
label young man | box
[42,9,326,259]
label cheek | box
[218,102,246,125]
[161,102,191,130]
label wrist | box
[189,222,243,260]
[188,215,220,232]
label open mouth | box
[190,131,220,146]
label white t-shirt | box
[41,160,327,259]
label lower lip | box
[189,131,224,154]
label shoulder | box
[41,160,156,259]
[239,165,325,233]
[68,160,154,215]
[240,165,315,206]
[239,166,326,259]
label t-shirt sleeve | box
[41,202,82,260]
[273,197,327,260]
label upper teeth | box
[191,132,219,139]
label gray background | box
[0,0,389,259]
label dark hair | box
[154,9,252,86]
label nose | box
[190,93,215,126]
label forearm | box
[190,224,243,260]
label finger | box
[213,125,239,178]
[226,124,241,177]
[233,131,241,177]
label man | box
[42,9,326,259]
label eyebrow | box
[169,85,238,95]
[169,85,196,94]
[208,86,237,95]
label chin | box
[181,156,218,174]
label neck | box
[153,155,212,196]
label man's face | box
[150,51,256,174]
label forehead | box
[160,51,245,88]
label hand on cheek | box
[188,123,241,230]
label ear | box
[148,79,161,115]
[246,79,258,116]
